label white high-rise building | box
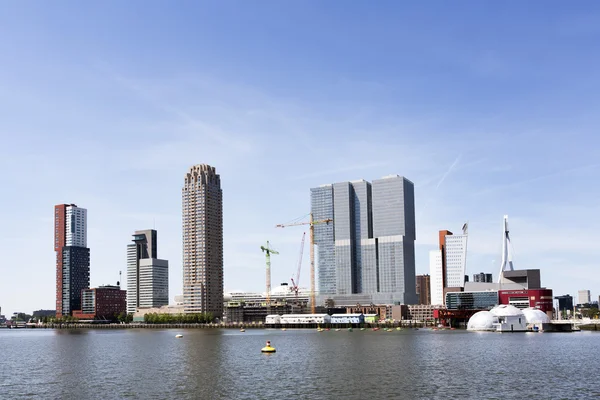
[578,290,591,305]
[429,250,444,306]
[445,234,468,288]
[127,229,169,313]
[65,205,87,247]
[182,164,223,317]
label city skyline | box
[3,2,600,316]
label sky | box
[1,1,600,316]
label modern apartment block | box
[182,164,223,317]
[416,274,431,305]
[126,229,169,313]
[429,226,468,305]
[54,204,90,317]
[73,285,127,319]
[578,290,591,305]
[311,175,417,305]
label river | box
[0,328,598,399]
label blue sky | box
[1,1,600,316]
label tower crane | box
[261,241,279,308]
[290,232,306,296]
[276,214,332,314]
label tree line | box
[143,312,214,324]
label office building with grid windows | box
[311,175,417,306]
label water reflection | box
[2,329,600,399]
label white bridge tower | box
[498,215,515,283]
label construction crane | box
[290,232,306,296]
[276,213,332,313]
[261,241,279,308]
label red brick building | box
[73,285,126,320]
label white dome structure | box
[467,311,499,331]
[489,304,524,317]
[522,308,551,324]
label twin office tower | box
[311,175,417,305]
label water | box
[1,328,599,399]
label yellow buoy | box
[261,340,276,353]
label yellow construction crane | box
[261,241,279,308]
[276,213,332,314]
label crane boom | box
[276,214,332,313]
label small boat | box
[281,328,287,331]
[175,334,183,338]
[335,328,341,331]
[395,327,402,331]
[240,328,245,332]
[360,328,366,331]
[347,327,353,332]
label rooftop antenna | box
[119,271,122,288]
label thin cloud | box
[292,161,391,181]
[474,163,600,196]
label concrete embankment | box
[18,321,429,330]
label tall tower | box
[55,204,90,317]
[126,229,169,313]
[182,164,223,317]
[311,174,417,305]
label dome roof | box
[467,311,499,331]
[490,304,524,317]
[522,308,551,324]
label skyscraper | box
[429,227,468,305]
[182,164,223,317]
[54,204,90,317]
[311,175,417,305]
[126,229,169,313]
[311,185,335,295]
[416,274,431,305]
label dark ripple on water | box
[1,328,599,399]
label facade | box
[416,274,431,305]
[429,227,468,306]
[555,295,574,312]
[311,175,417,306]
[126,230,169,313]
[182,164,223,317]
[311,185,336,295]
[54,204,90,317]
[445,291,498,310]
[444,233,468,288]
[429,250,444,305]
[73,285,127,320]
[473,272,493,283]
[498,288,553,316]
[578,290,591,305]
